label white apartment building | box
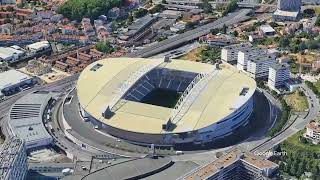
[246,55,276,79]
[304,121,320,144]
[0,137,28,180]
[268,63,290,90]
[221,43,252,64]
[237,47,267,71]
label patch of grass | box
[179,47,205,61]
[283,130,320,154]
[284,91,308,112]
[314,7,320,15]
[313,80,320,93]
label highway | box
[128,9,252,58]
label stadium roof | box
[77,58,256,134]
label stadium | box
[76,58,256,146]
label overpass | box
[127,9,252,58]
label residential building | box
[248,34,264,42]
[179,148,279,180]
[273,0,301,21]
[0,70,35,96]
[247,55,277,79]
[221,43,252,64]
[201,34,238,47]
[267,63,290,90]
[237,47,267,71]
[277,0,301,11]
[304,120,320,144]
[0,137,28,180]
[0,24,13,35]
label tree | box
[127,13,134,24]
[222,0,238,16]
[58,0,122,21]
[200,0,212,13]
[134,8,148,18]
[279,37,290,48]
[95,41,114,54]
[303,8,315,18]
[222,24,227,34]
[233,30,238,37]
[316,14,320,26]
[289,163,297,176]
[149,4,164,14]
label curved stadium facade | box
[76,58,256,145]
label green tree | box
[199,0,212,13]
[149,4,164,14]
[95,41,114,54]
[222,0,238,16]
[222,24,227,34]
[134,8,148,18]
[316,14,320,26]
[127,13,134,24]
[58,0,122,21]
[233,30,238,37]
[279,37,290,48]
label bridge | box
[127,9,252,58]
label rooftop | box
[180,148,278,180]
[273,9,299,17]
[307,121,320,133]
[9,91,54,147]
[77,58,256,134]
[250,55,275,63]
[270,63,289,71]
[0,70,31,90]
[223,42,252,51]
[0,47,24,60]
[260,24,276,33]
[26,41,50,51]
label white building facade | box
[267,63,290,90]
[247,56,277,79]
[221,43,252,64]
[237,48,267,71]
[0,137,28,180]
[304,121,320,144]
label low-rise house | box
[259,24,276,36]
[304,120,320,144]
[201,34,237,47]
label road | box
[251,83,320,154]
[128,9,252,58]
[0,74,78,136]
